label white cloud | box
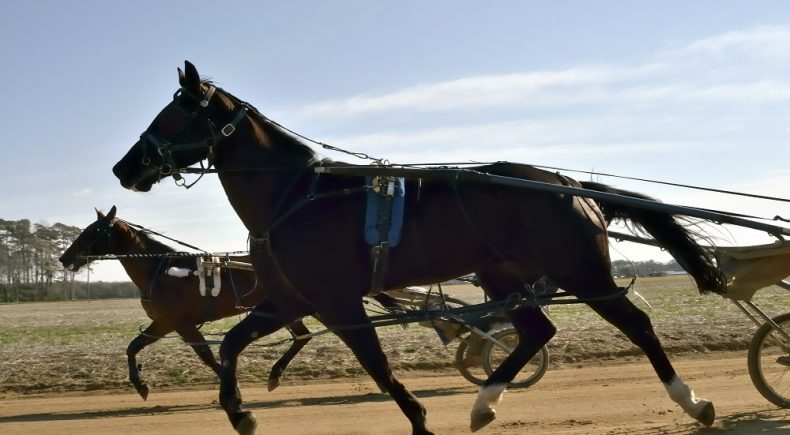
[298,64,665,118]
[70,188,92,197]
[321,116,703,159]
[676,25,790,60]
[288,25,790,132]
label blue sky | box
[2,1,790,281]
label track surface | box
[1,352,787,435]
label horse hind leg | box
[126,323,167,400]
[267,320,312,392]
[587,295,715,425]
[469,270,556,432]
[470,305,555,432]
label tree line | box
[0,218,138,303]
[611,259,684,278]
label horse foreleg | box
[126,323,166,400]
[321,303,434,435]
[268,320,312,391]
[470,305,556,432]
[219,301,293,435]
[588,296,715,425]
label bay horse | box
[58,206,314,398]
[112,60,726,435]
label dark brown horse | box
[112,61,726,435]
[58,206,313,398]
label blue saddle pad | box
[364,177,405,247]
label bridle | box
[70,218,116,265]
[138,84,248,188]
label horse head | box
[59,206,118,272]
[112,61,248,192]
[113,61,319,195]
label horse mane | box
[115,220,176,254]
[208,81,318,165]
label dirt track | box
[1,352,787,435]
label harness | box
[247,170,407,296]
[136,84,409,297]
[165,256,224,297]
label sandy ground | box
[1,352,787,435]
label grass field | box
[0,276,787,396]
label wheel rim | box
[756,317,790,405]
[484,329,548,388]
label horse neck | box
[214,118,316,235]
[111,226,174,290]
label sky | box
[2,1,790,282]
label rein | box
[77,251,248,261]
[122,220,208,253]
[76,219,246,261]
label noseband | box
[139,85,248,188]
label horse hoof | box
[234,411,258,435]
[267,377,280,392]
[137,384,149,401]
[695,402,715,426]
[470,409,495,432]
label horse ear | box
[106,205,117,221]
[181,60,201,93]
[95,207,105,220]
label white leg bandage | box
[472,383,507,415]
[664,376,710,419]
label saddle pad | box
[364,176,406,247]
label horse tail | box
[580,181,726,295]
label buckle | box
[221,124,236,137]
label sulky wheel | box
[481,328,550,389]
[454,335,487,385]
[747,312,790,408]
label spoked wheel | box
[455,336,487,385]
[747,312,790,408]
[482,328,550,389]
